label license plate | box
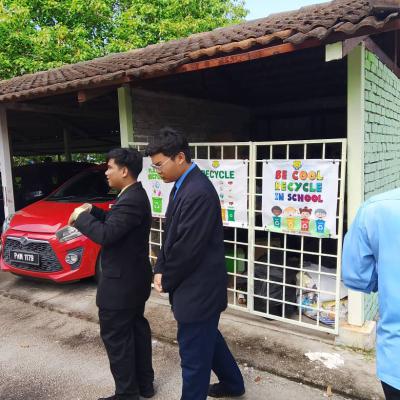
[10,250,40,266]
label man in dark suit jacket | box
[69,148,154,400]
[146,129,245,400]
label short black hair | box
[107,148,143,179]
[145,127,191,162]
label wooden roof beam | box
[4,102,114,119]
[77,87,115,103]
[174,39,321,74]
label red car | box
[0,165,117,282]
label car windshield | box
[46,169,117,202]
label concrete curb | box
[0,272,383,400]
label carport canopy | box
[1,0,400,217]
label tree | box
[0,0,247,80]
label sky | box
[245,0,328,20]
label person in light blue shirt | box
[342,188,400,400]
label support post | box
[335,42,376,350]
[346,44,366,327]
[0,108,15,218]
[335,43,377,350]
[63,128,72,161]
[118,85,134,148]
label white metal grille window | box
[132,143,164,269]
[252,140,347,334]
[131,139,347,334]
[191,143,252,312]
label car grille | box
[4,237,63,273]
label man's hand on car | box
[68,203,92,226]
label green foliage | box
[0,0,247,80]
[12,153,106,166]
[12,155,59,167]
[72,153,106,163]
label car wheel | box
[94,257,102,284]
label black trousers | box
[99,306,154,398]
[382,382,400,400]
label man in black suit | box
[146,129,245,400]
[69,148,154,400]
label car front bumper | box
[0,229,99,283]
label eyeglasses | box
[151,158,172,171]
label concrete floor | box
[0,295,352,400]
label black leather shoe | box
[98,395,139,400]
[208,383,245,398]
[140,385,155,398]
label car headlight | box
[55,226,82,243]
[2,213,14,233]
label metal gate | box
[131,139,347,334]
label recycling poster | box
[139,158,248,227]
[139,158,174,217]
[261,159,339,237]
[195,159,248,228]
